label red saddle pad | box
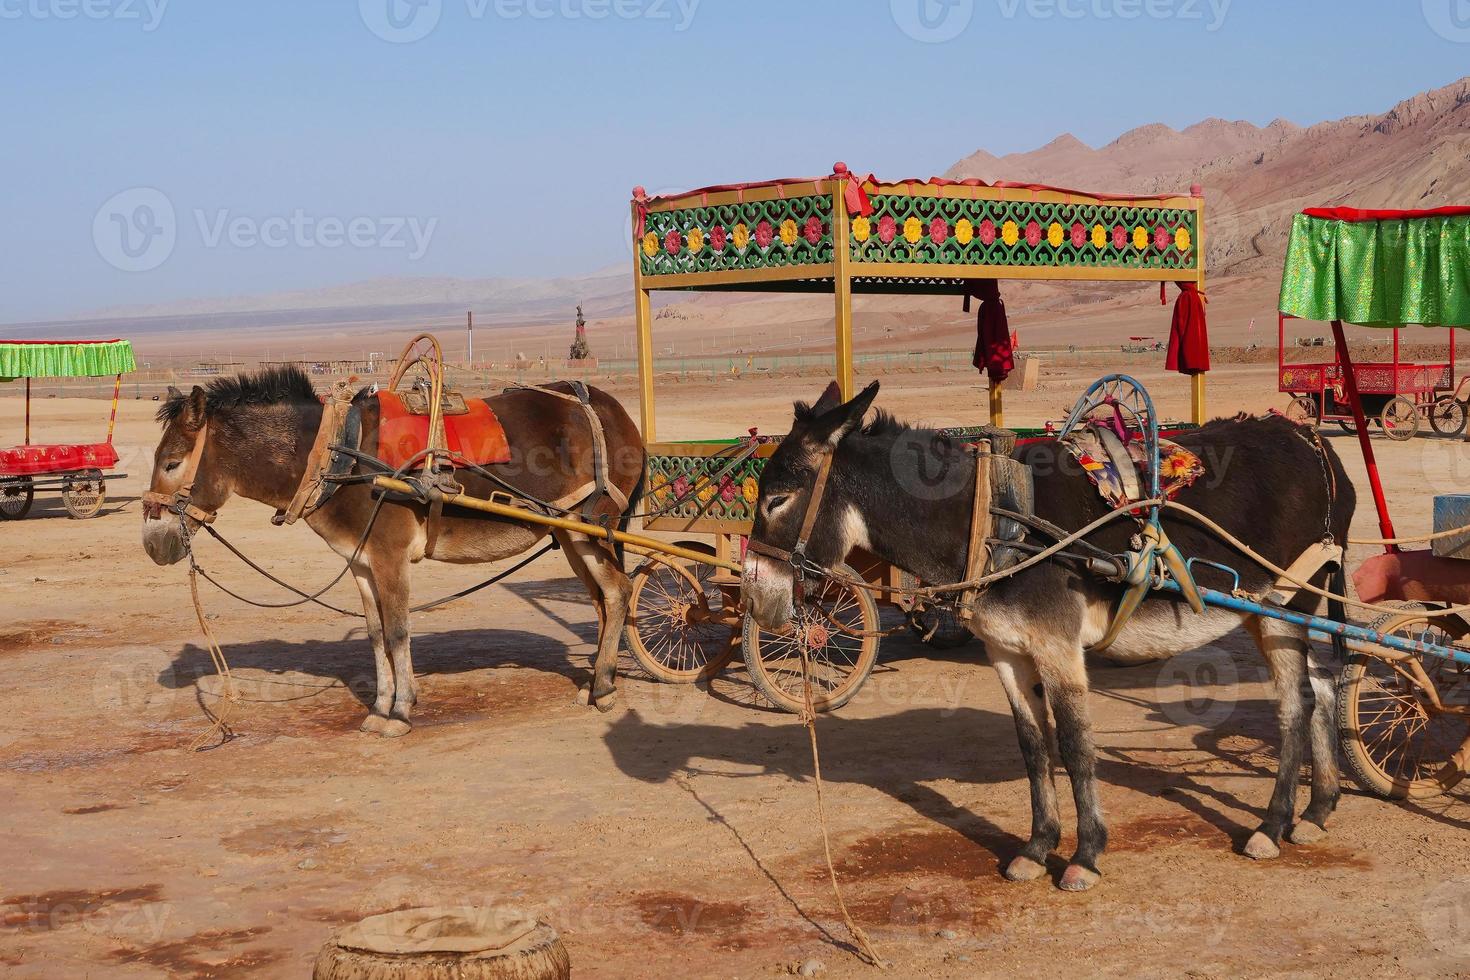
[375,391,511,472]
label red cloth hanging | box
[1164,281,1210,375]
[965,280,1013,384]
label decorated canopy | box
[0,339,137,381]
[1279,207,1470,328]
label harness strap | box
[275,383,357,526]
[143,418,216,524]
[958,447,993,623]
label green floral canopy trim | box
[0,340,137,381]
[1279,212,1470,328]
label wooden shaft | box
[632,200,657,441]
[371,476,744,572]
[24,377,31,445]
[1191,374,1206,424]
[989,377,1004,427]
[107,373,122,443]
[831,182,855,399]
[1194,187,1208,425]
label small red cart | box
[1279,313,1457,441]
[0,339,135,520]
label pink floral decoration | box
[929,217,949,246]
[710,225,727,252]
[1154,226,1170,250]
[719,476,737,503]
[979,218,996,245]
[877,215,898,244]
[672,476,690,499]
[1071,222,1086,248]
[804,216,824,245]
[1025,220,1042,247]
[664,230,683,255]
[1112,225,1127,249]
[755,220,775,249]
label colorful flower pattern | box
[929,217,949,246]
[686,227,705,253]
[903,216,924,245]
[852,216,871,242]
[664,230,683,255]
[956,218,974,245]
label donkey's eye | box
[765,494,791,514]
[164,461,181,473]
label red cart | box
[1279,313,1457,440]
[0,339,135,520]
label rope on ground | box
[799,643,886,969]
[187,565,238,751]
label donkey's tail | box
[615,451,648,573]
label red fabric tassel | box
[1165,281,1210,375]
[632,186,651,239]
[830,162,874,218]
[967,280,1013,384]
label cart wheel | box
[0,477,34,520]
[1284,395,1319,426]
[1430,398,1468,437]
[1380,396,1420,441]
[624,542,738,683]
[742,563,881,714]
[1335,419,1358,435]
[1338,610,1470,799]
[61,473,106,519]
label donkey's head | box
[743,380,880,631]
[143,384,232,565]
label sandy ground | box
[6,362,1470,979]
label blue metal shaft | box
[1156,580,1470,667]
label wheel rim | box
[1432,401,1467,435]
[1382,398,1419,440]
[1285,396,1318,425]
[1346,618,1470,796]
[62,477,104,518]
[626,554,735,681]
[748,576,875,708]
[0,479,33,519]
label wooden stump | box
[314,907,570,980]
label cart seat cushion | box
[1063,424,1204,512]
[374,391,511,472]
[0,442,118,476]
[1354,549,1470,606]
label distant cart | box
[1280,313,1458,440]
[0,339,135,520]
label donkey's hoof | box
[379,718,412,738]
[1288,820,1328,845]
[1003,856,1047,882]
[359,715,389,734]
[575,686,592,707]
[1244,831,1281,860]
[594,690,619,713]
[1058,864,1100,892]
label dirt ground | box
[6,362,1470,979]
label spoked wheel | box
[1380,396,1420,441]
[624,541,738,683]
[1338,609,1470,799]
[1430,398,1468,437]
[742,563,881,714]
[61,472,106,519]
[1284,395,1319,427]
[0,477,35,520]
[1335,418,1359,435]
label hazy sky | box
[1,0,1466,323]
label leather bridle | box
[745,451,836,585]
[142,420,218,526]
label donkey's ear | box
[166,385,182,399]
[182,386,208,431]
[807,381,880,449]
[810,380,844,416]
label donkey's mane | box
[156,366,319,424]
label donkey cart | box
[1,339,135,520]
[623,165,1212,712]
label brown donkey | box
[143,367,645,736]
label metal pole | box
[24,377,31,445]
[1332,319,1397,552]
[467,311,474,367]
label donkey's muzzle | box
[142,517,187,566]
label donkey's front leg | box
[561,531,631,712]
[349,563,395,734]
[1244,617,1310,858]
[374,554,416,737]
[990,649,1061,882]
[1039,647,1108,891]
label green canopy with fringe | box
[0,339,137,381]
[1279,207,1470,328]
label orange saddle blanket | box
[375,391,511,471]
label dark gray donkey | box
[743,382,1354,891]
